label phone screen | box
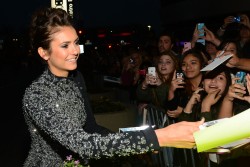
[235,71,246,85]
[197,23,205,37]
[197,23,205,45]
[148,67,156,76]
[234,16,241,23]
[184,42,191,50]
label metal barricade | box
[142,104,174,167]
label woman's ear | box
[38,47,49,60]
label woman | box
[136,51,178,109]
[22,7,203,166]
[175,65,232,167]
[167,49,206,119]
[179,65,232,122]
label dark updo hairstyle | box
[29,7,73,59]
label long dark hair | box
[181,49,206,96]
[203,65,232,97]
[194,65,232,120]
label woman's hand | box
[201,89,221,112]
[225,77,246,101]
[191,24,200,47]
[215,51,240,68]
[244,74,250,103]
[224,15,235,25]
[169,71,185,92]
[240,14,250,28]
[168,70,185,100]
[155,118,205,148]
[204,26,221,46]
[145,73,161,86]
[189,88,203,105]
[184,88,203,113]
[167,106,183,118]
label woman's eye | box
[61,44,68,48]
[75,40,80,45]
[217,76,224,80]
[191,61,197,65]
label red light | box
[108,45,112,49]
[98,34,106,38]
[78,30,82,34]
[119,32,132,36]
[111,32,132,37]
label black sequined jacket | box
[22,68,159,166]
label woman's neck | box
[189,74,202,91]
[162,74,170,82]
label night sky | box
[0,0,161,32]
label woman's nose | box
[71,45,79,54]
[211,78,217,83]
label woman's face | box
[224,42,237,54]
[157,55,175,75]
[181,54,202,79]
[203,72,227,95]
[39,26,80,77]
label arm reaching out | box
[155,118,204,148]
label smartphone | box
[235,71,246,85]
[184,42,191,50]
[235,71,246,96]
[148,67,156,76]
[197,23,205,36]
[197,23,205,45]
[176,71,184,82]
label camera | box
[234,16,241,23]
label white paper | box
[200,54,232,71]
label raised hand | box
[244,74,250,103]
[168,70,185,100]
[201,89,222,112]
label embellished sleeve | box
[23,83,160,160]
